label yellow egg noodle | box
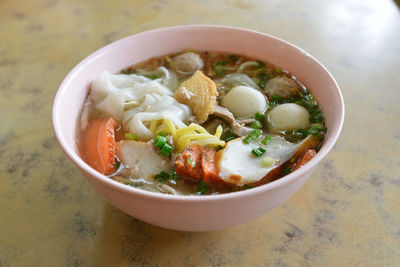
[150,119,225,152]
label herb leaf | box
[197,182,207,195]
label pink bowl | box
[52,25,344,231]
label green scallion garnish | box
[224,131,236,142]
[250,120,262,129]
[154,171,170,182]
[257,60,266,68]
[261,135,272,145]
[160,143,173,157]
[283,166,292,174]
[154,135,167,148]
[243,136,252,144]
[228,54,238,63]
[243,129,262,144]
[154,170,180,183]
[251,147,267,157]
[254,112,265,121]
[197,182,207,195]
[114,161,121,170]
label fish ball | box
[221,85,267,118]
[267,103,310,131]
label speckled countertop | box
[1,0,399,266]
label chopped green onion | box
[243,136,252,144]
[197,182,207,195]
[250,120,262,129]
[252,129,261,138]
[228,54,238,63]
[160,143,173,157]
[268,95,283,109]
[154,135,167,148]
[120,69,136,75]
[308,123,326,136]
[114,161,121,170]
[274,68,282,74]
[261,135,272,145]
[170,169,180,180]
[271,95,281,102]
[254,112,265,121]
[261,156,276,167]
[215,61,227,76]
[242,184,253,190]
[309,110,324,123]
[148,74,158,79]
[257,60,266,68]
[243,129,262,144]
[154,171,170,182]
[251,147,266,157]
[308,126,320,135]
[157,131,167,137]
[224,131,236,142]
[296,129,309,137]
[283,166,292,174]
[257,73,272,88]
[154,170,180,183]
[124,133,137,140]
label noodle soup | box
[76,50,326,195]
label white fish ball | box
[221,86,267,118]
[267,103,310,131]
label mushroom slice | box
[212,105,254,137]
[174,70,218,122]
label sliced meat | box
[201,148,222,185]
[175,145,223,186]
[175,144,204,180]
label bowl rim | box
[52,24,345,202]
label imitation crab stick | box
[81,117,117,175]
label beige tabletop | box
[1,0,399,266]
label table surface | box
[1,0,399,266]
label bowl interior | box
[53,25,344,198]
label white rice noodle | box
[215,73,259,90]
[90,70,191,141]
[237,61,259,73]
[135,66,179,92]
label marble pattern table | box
[1,0,399,266]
